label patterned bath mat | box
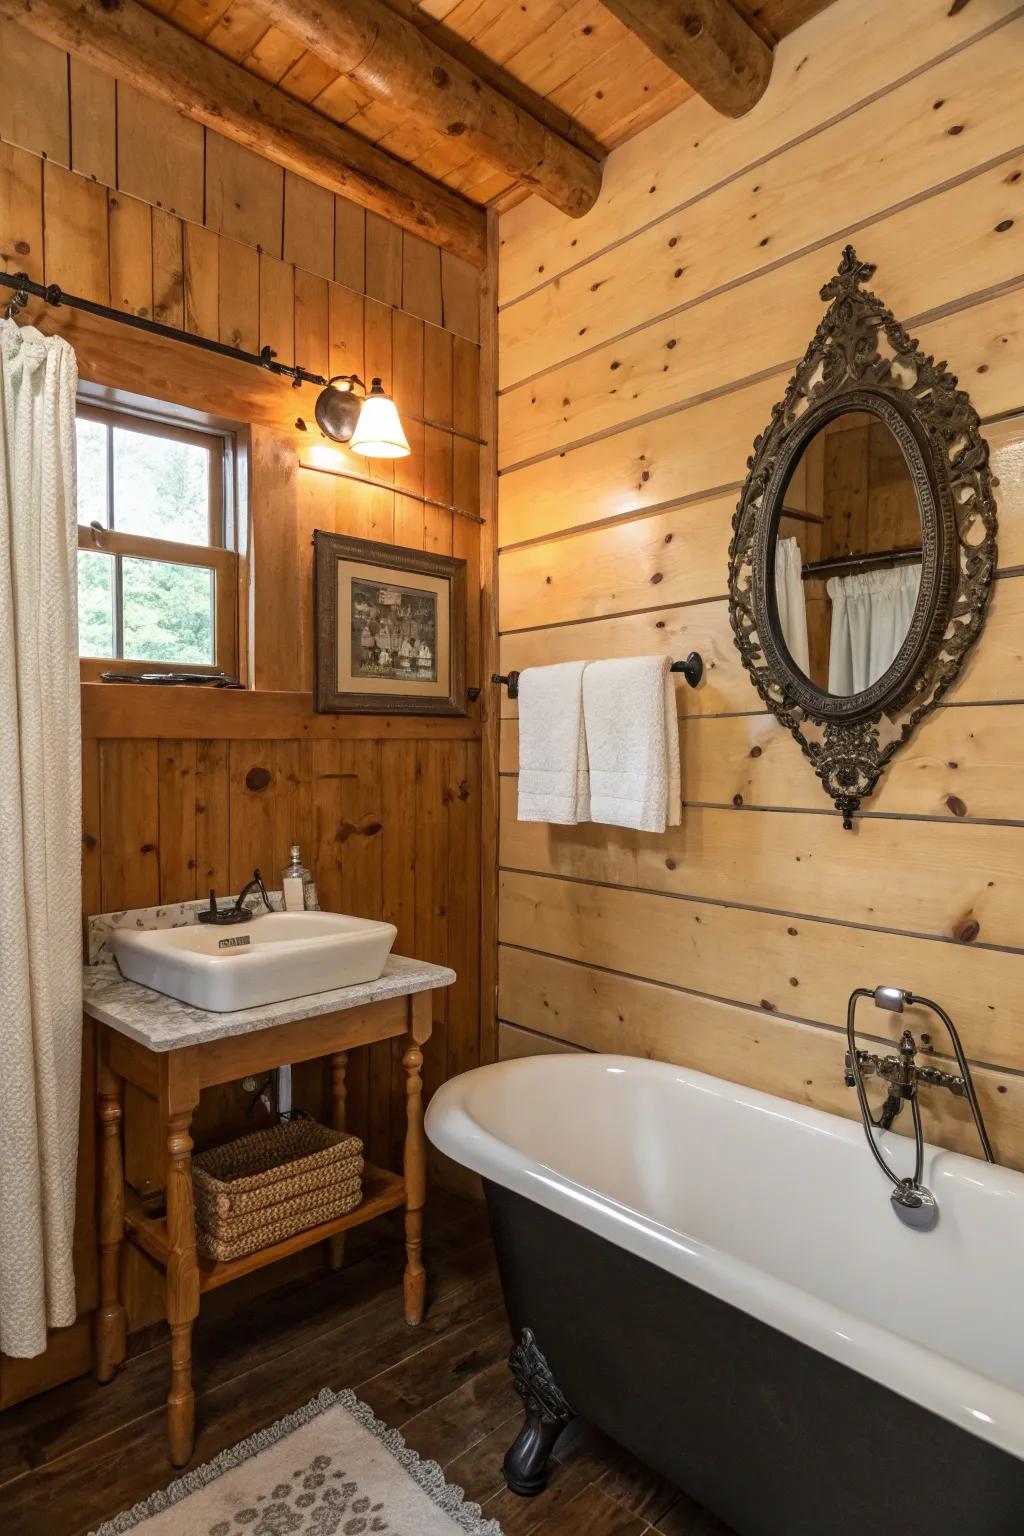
[90,1388,503,1536]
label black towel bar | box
[491,653,703,702]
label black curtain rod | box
[0,271,487,448]
[802,546,923,580]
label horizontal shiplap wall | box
[495,0,1024,1170]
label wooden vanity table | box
[83,953,454,1467]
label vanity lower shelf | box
[125,1163,407,1292]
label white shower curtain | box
[827,564,922,696]
[775,536,810,675]
[0,319,82,1358]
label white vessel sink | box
[112,911,398,1013]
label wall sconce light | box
[313,375,410,459]
[350,378,410,459]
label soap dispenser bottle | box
[282,845,319,911]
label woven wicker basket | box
[193,1120,364,1262]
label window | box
[76,403,240,679]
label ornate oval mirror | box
[729,248,997,827]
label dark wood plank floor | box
[0,1190,730,1535]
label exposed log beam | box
[257,0,603,220]
[385,0,606,164]
[600,0,773,118]
[0,0,487,267]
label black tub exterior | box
[485,1181,1024,1536]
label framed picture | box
[313,532,467,715]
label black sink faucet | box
[197,869,273,925]
[235,869,273,916]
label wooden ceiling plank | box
[0,0,487,266]
[257,0,603,217]
[600,0,773,118]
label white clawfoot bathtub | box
[426,1053,1024,1535]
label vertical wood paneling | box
[115,85,204,225]
[293,269,329,379]
[392,310,426,545]
[157,740,198,902]
[195,739,230,896]
[0,143,44,283]
[227,740,277,890]
[205,133,284,254]
[218,236,259,351]
[340,741,384,1154]
[183,223,220,340]
[259,253,296,368]
[415,743,450,1102]
[81,740,102,919]
[402,232,443,326]
[108,193,153,317]
[328,283,364,381]
[283,173,334,281]
[365,211,403,308]
[69,59,116,186]
[0,27,69,165]
[43,165,109,304]
[98,741,160,911]
[382,740,417,1170]
[334,197,366,292]
[151,209,184,326]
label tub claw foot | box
[502,1327,573,1496]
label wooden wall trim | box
[81,685,482,741]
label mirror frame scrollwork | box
[728,247,997,828]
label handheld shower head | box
[873,986,911,1013]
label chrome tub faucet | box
[844,986,994,1229]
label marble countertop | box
[83,954,457,1052]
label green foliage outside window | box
[75,412,220,664]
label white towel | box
[583,656,681,832]
[516,661,590,824]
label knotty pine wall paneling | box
[0,36,495,1407]
[494,0,1024,1170]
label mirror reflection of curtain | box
[775,536,810,674]
[827,564,922,695]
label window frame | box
[76,402,240,681]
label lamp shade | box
[350,378,410,458]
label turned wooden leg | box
[94,1046,127,1383]
[165,1098,200,1467]
[328,1050,348,1272]
[402,1035,427,1325]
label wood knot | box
[684,14,704,37]
[944,794,967,817]
[245,766,272,792]
[953,918,980,944]
[446,121,466,136]
[432,66,448,87]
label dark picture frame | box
[314,531,467,715]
